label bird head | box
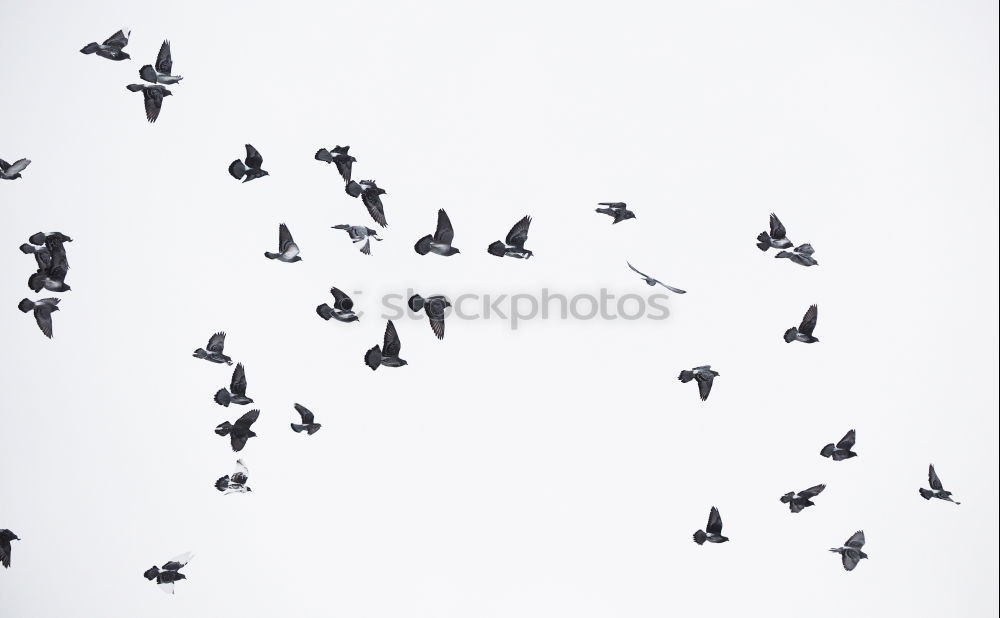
[119,52,131,60]
[164,89,174,96]
[246,487,253,493]
[398,359,409,366]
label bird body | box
[0,529,19,568]
[215,409,260,452]
[595,202,636,224]
[18,297,59,338]
[757,213,794,251]
[264,223,302,262]
[779,484,826,513]
[408,294,450,340]
[693,506,728,545]
[775,243,818,267]
[316,286,359,322]
[784,304,819,343]
[193,331,233,365]
[820,429,857,460]
[830,531,867,571]
[139,40,183,84]
[229,144,269,182]
[678,365,719,401]
[215,460,251,494]
[143,552,193,594]
[80,29,130,60]
[214,363,252,406]
[0,158,31,180]
[345,180,388,227]
[126,84,172,123]
[332,224,381,255]
[920,464,961,504]
[415,209,460,256]
[626,262,686,293]
[315,146,355,183]
[488,215,533,258]
[365,320,407,370]
[290,403,322,435]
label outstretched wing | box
[769,213,786,240]
[799,304,818,336]
[330,287,353,311]
[155,40,173,73]
[103,29,129,49]
[598,202,626,208]
[335,159,353,183]
[706,506,723,534]
[244,144,263,169]
[231,460,249,484]
[234,409,260,429]
[207,332,226,353]
[794,243,815,255]
[34,305,56,338]
[161,552,193,571]
[844,530,865,549]
[294,403,315,424]
[230,363,247,396]
[626,261,649,279]
[143,87,166,123]
[836,429,856,450]
[928,464,943,490]
[278,223,295,252]
[506,215,531,247]
[362,190,387,227]
[382,320,402,357]
[433,209,454,245]
[841,549,861,571]
[798,484,826,499]
[697,376,714,401]
[5,159,30,175]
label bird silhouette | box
[139,40,183,84]
[595,202,636,224]
[215,409,260,452]
[315,146,355,183]
[80,29,130,60]
[779,484,826,513]
[364,320,408,370]
[345,180,388,227]
[215,460,251,494]
[829,531,867,571]
[229,144,269,182]
[193,332,233,365]
[488,215,533,259]
[18,298,59,338]
[143,552,193,594]
[626,262,686,293]
[331,224,381,255]
[678,365,719,401]
[264,223,302,262]
[693,507,728,545]
[784,304,819,343]
[0,158,31,180]
[214,363,253,407]
[415,209,460,256]
[756,213,794,251]
[125,84,172,123]
[290,403,322,435]
[820,429,858,461]
[408,294,450,340]
[0,529,19,568]
[920,464,961,504]
[316,286,359,322]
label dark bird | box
[693,507,728,545]
[678,365,719,401]
[920,464,961,504]
[263,223,302,262]
[215,409,260,452]
[487,215,533,259]
[775,243,818,267]
[27,232,72,245]
[214,363,253,407]
[18,298,59,339]
[316,286,359,322]
[192,331,233,365]
[0,158,31,180]
[829,531,867,571]
[626,262,686,294]
[345,180,388,227]
[315,146,355,183]
[215,460,251,494]
[756,213,794,251]
[408,294,450,340]
[595,202,636,224]
[290,403,322,435]
[331,224,381,255]
[140,40,183,84]
[228,144,269,182]
[125,84,172,123]
[364,320,407,370]
[780,484,826,513]
[143,552,193,594]
[784,304,819,343]
[80,29,130,60]
[28,247,70,293]
[820,429,857,461]
[414,209,460,256]
[0,529,19,569]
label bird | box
[215,408,260,452]
[27,246,70,293]
[192,332,233,365]
[775,243,818,267]
[829,531,867,571]
[693,507,728,545]
[364,320,408,370]
[214,363,252,407]
[0,529,19,569]
[125,84,172,123]
[595,202,636,224]
[263,223,302,262]
[316,286,359,322]
[143,552,193,594]
[315,146,355,183]
[139,40,182,84]
[215,460,251,494]
[784,304,819,343]
[626,262,686,294]
[820,429,858,461]
[290,403,322,435]
[80,29,130,60]
[0,158,31,180]
[18,298,59,338]
[414,209,460,256]
[756,213,794,251]
[408,294,450,340]
[678,365,719,401]
[920,464,961,504]
[488,215,533,259]
[229,144,269,182]
[345,180,388,227]
[779,484,827,513]
[331,224,381,255]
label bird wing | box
[232,459,249,483]
[244,144,263,169]
[626,262,650,279]
[143,88,166,123]
[330,287,353,311]
[706,506,723,534]
[657,281,686,294]
[841,549,861,571]
[34,305,55,338]
[506,215,531,247]
[429,315,445,340]
[230,363,247,396]
[234,409,260,429]
[382,320,402,357]
[697,376,714,401]
[836,429,856,450]
[794,243,815,255]
[798,304,818,336]
[334,159,353,183]
[155,40,172,73]
[207,332,226,353]
[928,464,943,491]
[798,484,826,499]
[103,29,129,48]
[294,403,315,424]
[5,159,30,175]
[598,202,626,208]
[434,209,455,245]
[162,552,193,570]
[769,213,787,239]
[47,250,70,281]
[844,530,865,549]
[0,540,10,568]
[278,223,295,252]
[361,190,387,227]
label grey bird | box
[920,464,961,504]
[784,304,819,343]
[487,215,533,259]
[0,529,19,569]
[192,331,233,365]
[229,144,269,182]
[28,245,70,293]
[214,363,253,407]
[315,146,355,183]
[290,403,322,435]
[693,506,728,545]
[215,460,251,494]
[140,40,183,84]
[316,286,359,322]
[775,243,818,267]
[779,484,826,513]
[331,224,381,255]
[345,180,388,227]
[756,213,794,251]
[125,84,172,123]
[215,408,260,452]
[829,531,867,571]
[18,298,59,339]
[678,365,719,401]
[408,294,450,340]
[626,262,686,294]
[595,202,636,224]
[0,158,31,180]
[364,320,408,370]
[264,223,302,262]
[80,29,130,60]
[414,209,460,256]
[820,429,858,461]
[143,552,193,594]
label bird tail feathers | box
[214,422,233,436]
[18,298,34,313]
[919,488,934,500]
[364,345,382,370]
[487,241,506,257]
[214,389,231,407]
[215,476,230,491]
[126,83,145,92]
[193,348,208,359]
[693,530,707,545]
[408,294,425,312]
[228,160,246,180]
[80,43,100,54]
[316,304,334,320]
[820,443,835,458]
[756,232,771,251]
[783,328,799,343]
[678,370,694,383]
[139,65,157,83]
[263,252,279,260]
[19,243,35,254]
[345,180,362,198]
[414,235,433,255]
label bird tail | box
[408,294,425,312]
[214,421,233,436]
[228,159,246,180]
[316,304,334,320]
[364,345,382,371]
[832,450,855,461]
[775,251,792,259]
[678,370,694,383]
[756,232,771,251]
[263,251,279,260]
[214,476,230,492]
[779,493,793,504]
[290,423,306,433]
[19,243,36,254]
[18,298,34,313]
[192,348,208,359]
[305,423,321,435]
[414,234,433,255]
[139,65,158,83]
[345,180,362,198]
[919,488,934,500]
[693,530,707,545]
[783,328,799,343]
[143,566,160,580]
[80,42,100,54]
[820,443,835,458]
[487,241,507,257]
[126,83,145,92]
[360,239,371,255]
[315,148,333,163]
[27,272,44,292]
[214,389,231,407]
[789,502,805,513]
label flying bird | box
[820,429,857,461]
[80,29,130,60]
[0,529,19,568]
[18,298,59,338]
[775,243,818,267]
[693,507,728,545]
[192,332,233,365]
[414,209,460,256]
[140,40,183,84]
[595,202,636,224]
[780,484,826,513]
[331,224,381,255]
[125,84,172,123]
[488,215,533,259]
[215,460,251,494]
[345,180,388,227]
[315,146,355,183]
[28,246,70,293]
[784,304,819,343]
[678,365,719,401]
[0,158,31,181]
[756,213,794,251]
[143,552,193,594]
[829,531,867,571]
[316,286,359,322]
[626,262,686,294]
[215,408,260,452]
[214,363,252,407]
[290,403,322,435]
[920,464,961,504]
[229,144,269,182]
[364,320,407,370]
[264,223,302,262]
[408,294,450,340]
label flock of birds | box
[1,27,964,595]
